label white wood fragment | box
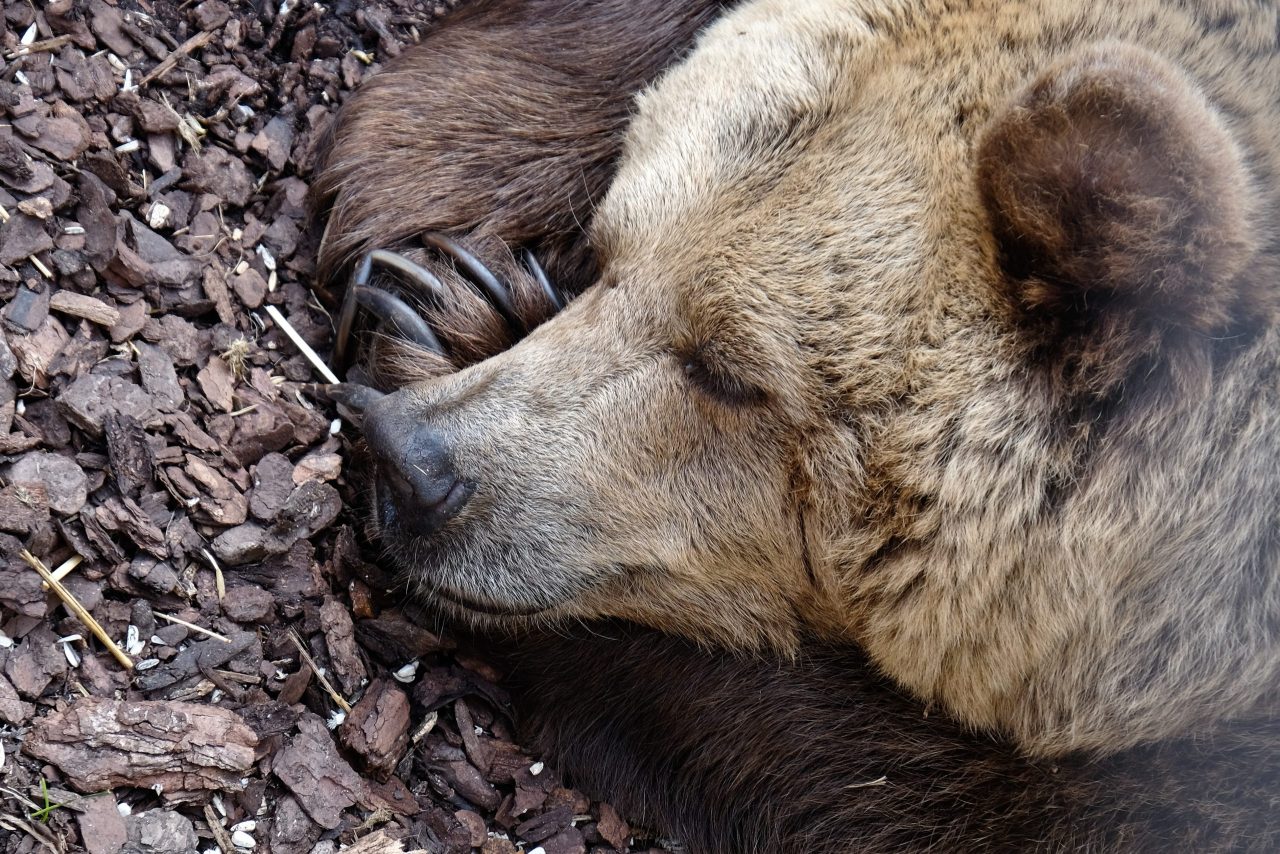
[265,305,340,384]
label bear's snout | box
[363,390,474,537]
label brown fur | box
[316,0,1280,848]
[312,0,736,291]
[312,0,735,388]
[488,623,1280,853]
[978,42,1268,393]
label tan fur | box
[344,0,1280,760]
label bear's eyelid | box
[680,344,768,406]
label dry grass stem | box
[21,551,133,671]
[265,305,341,384]
[39,554,83,591]
[155,612,232,643]
[287,629,352,713]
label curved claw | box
[360,249,449,300]
[307,382,387,412]
[522,249,564,312]
[422,231,525,335]
[305,382,387,428]
[334,249,450,372]
[357,286,445,352]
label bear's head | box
[360,6,1276,748]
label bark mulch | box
[0,2,662,853]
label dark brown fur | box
[315,1,1280,850]
[978,42,1273,395]
[312,0,737,289]
[488,624,1280,853]
[312,0,734,388]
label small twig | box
[287,629,352,713]
[213,669,262,685]
[202,804,237,854]
[0,786,42,814]
[21,551,133,671]
[39,554,83,590]
[198,663,243,702]
[265,305,341,384]
[155,611,232,644]
[138,29,215,87]
[0,813,58,854]
[3,35,73,60]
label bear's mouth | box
[428,584,558,618]
[367,470,575,620]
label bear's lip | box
[369,471,578,619]
[429,584,558,618]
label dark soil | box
[0,2,658,853]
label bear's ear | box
[977,43,1260,346]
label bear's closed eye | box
[680,347,768,406]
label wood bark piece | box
[75,791,128,854]
[49,291,121,327]
[319,596,366,696]
[343,831,430,854]
[134,629,254,692]
[339,677,411,780]
[272,712,368,829]
[23,697,257,793]
[104,412,155,498]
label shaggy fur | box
[315,0,1280,848]
[488,623,1280,853]
[313,0,735,387]
[313,0,737,289]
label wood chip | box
[49,292,120,328]
[22,697,257,793]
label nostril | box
[381,463,416,502]
[396,459,457,510]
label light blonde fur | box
[356,0,1280,759]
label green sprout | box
[28,778,66,824]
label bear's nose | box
[362,390,473,537]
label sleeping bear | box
[313,0,1280,849]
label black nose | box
[362,391,473,537]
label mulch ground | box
[0,2,662,853]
